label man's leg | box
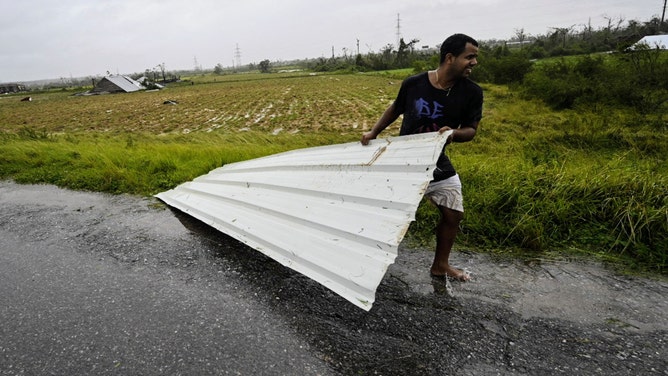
[430,205,470,281]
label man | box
[361,33,482,281]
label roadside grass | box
[1,74,665,273]
[0,131,354,194]
[410,84,667,273]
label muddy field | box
[1,181,666,375]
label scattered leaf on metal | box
[156,131,451,310]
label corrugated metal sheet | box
[156,131,451,310]
[92,75,143,93]
[633,35,668,50]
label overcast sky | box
[1,0,664,82]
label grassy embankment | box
[0,71,665,273]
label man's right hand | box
[361,131,377,146]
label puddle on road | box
[392,247,668,332]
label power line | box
[234,44,242,68]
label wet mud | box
[1,181,666,375]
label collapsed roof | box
[91,75,145,93]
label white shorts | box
[424,174,464,212]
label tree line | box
[472,16,667,115]
[291,15,667,115]
[301,15,666,74]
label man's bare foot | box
[431,266,471,282]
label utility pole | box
[396,13,402,49]
[662,0,667,32]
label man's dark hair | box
[439,34,478,64]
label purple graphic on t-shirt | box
[415,98,444,120]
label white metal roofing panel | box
[105,75,143,92]
[633,35,668,49]
[156,131,451,310]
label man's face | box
[451,42,479,78]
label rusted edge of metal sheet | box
[156,131,451,310]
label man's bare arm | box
[361,103,400,145]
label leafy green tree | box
[259,60,271,73]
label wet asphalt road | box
[1,181,667,375]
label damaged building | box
[0,83,27,94]
[90,75,145,94]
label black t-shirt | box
[393,72,483,180]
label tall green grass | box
[410,87,666,272]
[0,131,353,194]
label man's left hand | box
[439,126,454,144]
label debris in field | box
[163,100,178,105]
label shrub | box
[485,52,534,85]
[521,51,668,114]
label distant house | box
[0,83,26,94]
[91,75,145,94]
[631,35,668,50]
